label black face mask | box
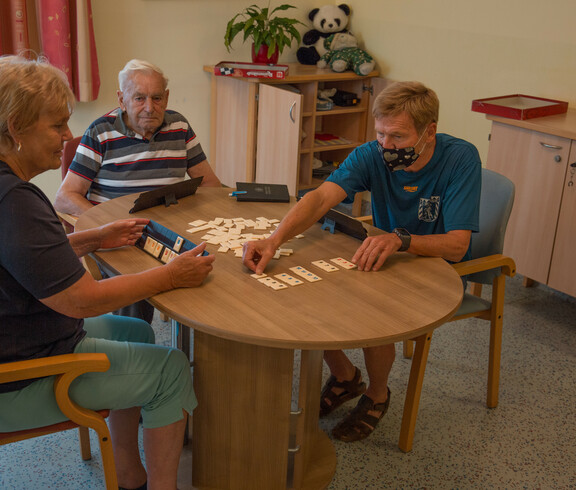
[377,131,427,172]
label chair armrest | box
[451,254,516,278]
[0,353,110,384]
[83,254,104,280]
[56,211,79,227]
[1,353,112,443]
[356,215,373,224]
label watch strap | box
[393,228,411,252]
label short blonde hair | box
[372,81,439,133]
[118,59,169,92]
[0,55,74,152]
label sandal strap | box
[324,366,363,392]
[332,390,391,442]
[320,366,366,416]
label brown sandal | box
[331,390,391,442]
[319,366,366,417]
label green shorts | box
[0,314,197,431]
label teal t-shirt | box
[326,133,482,260]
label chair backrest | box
[61,136,82,180]
[468,168,515,284]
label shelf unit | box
[204,63,387,215]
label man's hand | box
[352,233,402,271]
[166,242,215,288]
[242,239,278,275]
[98,219,150,249]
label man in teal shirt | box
[243,81,481,442]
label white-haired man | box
[55,58,220,215]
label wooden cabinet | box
[204,63,387,214]
[485,109,576,297]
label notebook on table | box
[235,182,290,203]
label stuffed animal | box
[296,4,350,65]
[316,32,375,76]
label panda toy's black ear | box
[308,8,319,21]
[338,4,351,16]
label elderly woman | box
[0,55,215,490]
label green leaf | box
[271,4,297,14]
[267,39,277,57]
[224,21,247,51]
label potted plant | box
[224,2,304,64]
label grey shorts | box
[0,314,197,431]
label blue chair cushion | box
[455,293,491,317]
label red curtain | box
[0,0,100,102]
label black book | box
[235,182,290,203]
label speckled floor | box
[2,274,575,489]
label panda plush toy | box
[296,4,351,65]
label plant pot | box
[251,43,279,65]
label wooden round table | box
[76,187,463,489]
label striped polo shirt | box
[68,108,207,203]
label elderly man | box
[54,58,220,215]
[242,81,482,442]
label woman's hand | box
[165,242,215,288]
[98,219,150,249]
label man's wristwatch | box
[393,228,411,252]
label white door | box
[255,84,302,196]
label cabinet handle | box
[289,101,296,123]
[540,142,563,150]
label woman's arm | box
[40,242,215,318]
[68,219,150,257]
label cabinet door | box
[255,84,302,196]
[365,77,392,141]
[486,122,570,284]
[211,77,258,187]
[548,142,576,296]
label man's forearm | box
[269,190,339,248]
[408,231,471,262]
[53,192,94,216]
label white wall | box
[33,0,576,201]
[346,0,576,161]
[33,0,316,200]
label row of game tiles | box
[251,258,357,291]
[141,234,185,263]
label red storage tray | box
[471,94,568,120]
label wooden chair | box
[400,168,516,452]
[54,136,102,279]
[56,136,82,233]
[0,353,118,489]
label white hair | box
[118,59,169,92]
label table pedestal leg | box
[191,332,337,489]
[291,350,337,490]
[192,331,293,489]
[171,320,190,358]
